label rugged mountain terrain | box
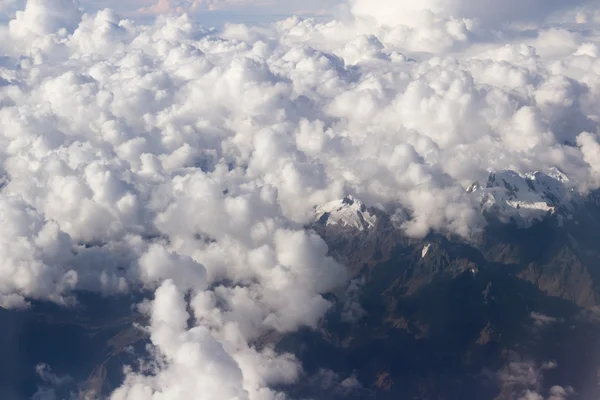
[0,294,146,400]
[3,168,600,400]
[277,169,600,399]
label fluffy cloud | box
[520,386,575,400]
[9,0,81,37]
[0,0,599,397]
[0,194,76,309]
[500,359,574,400]
[350,0,595,28]
[32,363,74,400]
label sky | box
[0,0,345,25]
[2,0,595,23]
[0,0,600,399]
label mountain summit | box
[314,195,378,231]
[468,168,580,227]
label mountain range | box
[278,168,600,399]
[3,168,600,399]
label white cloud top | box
[0,0,599,397]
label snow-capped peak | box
[467,168,579,226]
[315,195,377,231]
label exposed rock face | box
[0,293,146,400]
[280,185,600,399]
[310,170,600,308]
[518,248,598,308]
[477,322,501,345]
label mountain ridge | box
[289,173,600,399]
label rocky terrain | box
[4,168,600,400]
[0,294,145,400]
[277,169,600,399]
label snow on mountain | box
[466,167,580,226]
[421,243,431,258]
[314,195,377,231]
[314,168,580,233]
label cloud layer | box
[350,0,595,28]
[0,0,599,398]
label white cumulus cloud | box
[0,0,599,398]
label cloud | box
[110,279,251,400]
[9,0,81,37]
[32,363,74,400]
[137,0,254,14]
[111,279,302,400]
[350,0,595,28]
[530,312,560,326]
[0,195,76,308]
[133,0,341,16]
[500,359,574,400]
[340,276,366,323]
[0,0,599,398]
[520,386,575,400]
